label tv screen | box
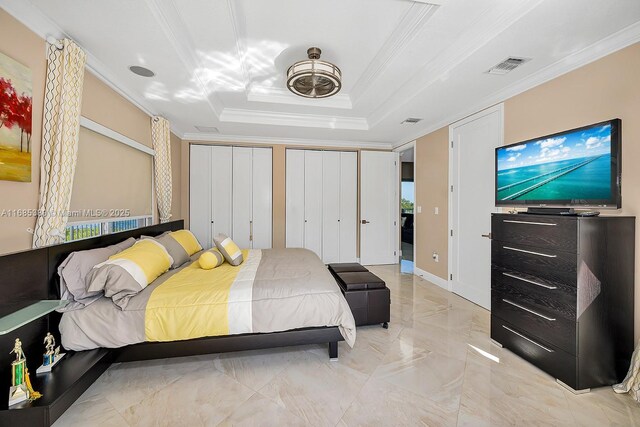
[495,119,621,208]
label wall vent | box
[194,126,219,133]
[401,118,422,124]
[486,57,531,75]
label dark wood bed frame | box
[0,220,343,425]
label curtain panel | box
[151,117,172,223]
[32,39,86,248]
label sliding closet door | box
[286,150,305,248]
[304,150,323,257]
[190,145,212,249]
[339,151,358,262]
[322,151,340,263]
[211,146,233,242]
[232,147,253,249]
[251,148,272,249]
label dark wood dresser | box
[490,213,635,392]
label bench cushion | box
[328,263,369,274]
[336,271,386,291]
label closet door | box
[189,145,212,249]
[286,149,305,248]
[339,151,358,262]
[232,147,253,249]
[322,151,340,263]
[211,146,233,242]
[251,148,272,249]
[304,150,323,258]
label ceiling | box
[3,0,640,148]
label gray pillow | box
[213,233,244,266]
[57,237,135,311]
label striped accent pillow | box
[198,249,225,269]
[86,239,173,308]
[214,234,243,266]
[170,230,202,256]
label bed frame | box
[0,219,343,425]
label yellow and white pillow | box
[86,239,173,308]
[213,234,243,266]
[198,249,225,270]
[169,230,202,256]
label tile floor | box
[53,265,640,426]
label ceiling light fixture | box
[287,47,342,98]
[129,65,155,77]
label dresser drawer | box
[492,215,577,252]
[491,316,577,388]
[492,295,577,354]
[492,267,577,320]
[492,241,576,286]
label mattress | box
[59,248,356,350]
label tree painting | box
[0,51,32,182]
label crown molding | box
[393,20,640,148]
[226,0,252,92]
[144,0,224,116]
[350,2,439,104]
[182,132,392,149]
[247,87,353,109]
[220,108,369,130]
[369,0,546,128]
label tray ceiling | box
[3,0,640,147]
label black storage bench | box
[328,264,390,328]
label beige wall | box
[0,9,177,254]
[0,9,47,254]
[180,141,379,251]
[415,127,449,279]
[414,42,640,338]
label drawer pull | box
[502,272,557,290]
[503,246,557,258]
[502,298,556,321]
[503,220,557,226]
[502,325,554,352]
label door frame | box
[447,103,504,293]
[393,140,416,263]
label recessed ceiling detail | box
[194,125,219,133]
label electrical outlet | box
[432,252,439,262]
[434,207,439,215]
[417,206,422,214]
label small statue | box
[10,338,25,363]
[43,333,56,366]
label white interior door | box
[304,150,323,258]
[211,146,233,243]
[285,149,305,248]
[339,152,358,263]
[322,151,340,263]
[189,145,212,249]
[360,151,399,265]
[251,148,272,249]
[450,104,503,309]
[232,147,253,249]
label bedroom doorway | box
[398,143,415,274]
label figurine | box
[43,332,55,366]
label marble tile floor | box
[53,265,640,426]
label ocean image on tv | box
[497,124,612,202]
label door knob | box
[361,220,370,224]
[481,233,492,239]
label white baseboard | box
[414,266,449,290]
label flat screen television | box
[495,119,621,209]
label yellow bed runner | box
[145,250,250,341]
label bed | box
[59,246,356,354]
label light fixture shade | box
[287,48,342,98]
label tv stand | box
[522,207,575,215]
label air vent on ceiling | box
[194,126,219,133]
[401,118,422,124]
[486,57,531,75]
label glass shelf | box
[0,300,67,335]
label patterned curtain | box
[32,39,86,248]
[151,117,172,223]
[614,342,640,402]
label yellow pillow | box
[170,230,202,256]
[110,239,173,283]
[199,250,224,270]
